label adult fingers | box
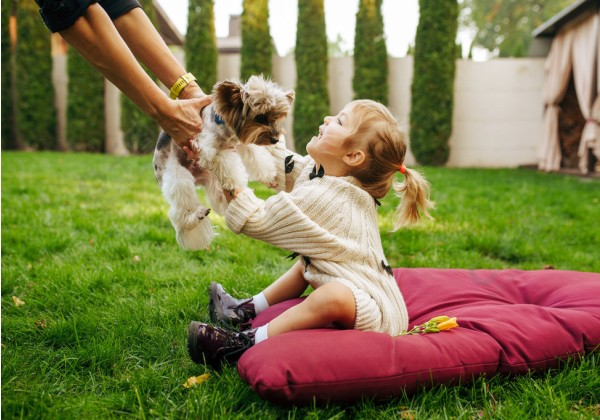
[192,95,213,114]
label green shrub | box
[186,0,217,93]
[293,0,329,153]
[67,49,105,151]
[241,0,272,81]
[14,0,56,149]
[1,0,14,149]
[353,0,388,104]
[121,0,159,154]
[410,0,458,166]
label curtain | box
[572,13,599,173]
[539,30,574,172]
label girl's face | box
[306,105,357,175]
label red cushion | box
[237,268,600,404]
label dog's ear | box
[212,80,244,113]
[285,90,295,104]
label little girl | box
[188,99,433,368]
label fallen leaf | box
[12,296,25,307]
[183,373,210,389]
[400,410,416,420]
[35,319,48,329]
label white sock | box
[254,324,269,344]
[252,292,269,315]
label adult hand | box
[157,95,212,150]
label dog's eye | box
[254,114,269,125]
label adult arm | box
[112,7,204,101]
[58,4,210,147]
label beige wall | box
[269,55,545,167]
[449,58,545,168]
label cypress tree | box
[121,0,159,154]
[186,0,217,93]
[241,0,272,81]
[67,46,105,151]
[410,0,458,165]
[14,0,56,149]
[1,0,15,149]
[294,0,329,153]
[353,0,388,104]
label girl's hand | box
[223,188,243,203]
[183,144,200,161]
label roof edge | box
[533,0,599,38]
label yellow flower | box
[428,316,450,323]
[437,317,459,331]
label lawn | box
[2,151,599,418]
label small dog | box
[153,75,294,250]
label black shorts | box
[35,0,141,32]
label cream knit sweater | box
[225,142,409,336]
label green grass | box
[2,151,599,418]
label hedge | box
[293,0,329,153]
[353,0,388,104]
[410,0,458,166]
[241,0,272,81]
[14,0,56,150]
[186,0,218,93]
[67,48,105,152]
[120,0,159,154]
[1,0,14,149]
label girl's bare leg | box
[262,260,308,306]
[267,282,356,337]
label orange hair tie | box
[398,164,406,175]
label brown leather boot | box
[187,321,256,368]
[209,282,256,328]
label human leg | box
[209,260,308,326]
[262,260,309,305]
[189,282,357,367]
[267,281,356,337]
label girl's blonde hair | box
[345,100,433,230]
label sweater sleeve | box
[225,186,353,261]
[266,136,310,192]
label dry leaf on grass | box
[12,296,25,307]
[183,373,210,389]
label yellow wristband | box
[169,72,197,99]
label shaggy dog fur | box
[153,76,294,250]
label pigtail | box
[392,167,434,230]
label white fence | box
[220,54,545,168]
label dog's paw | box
[176,215,215,250]
[220,179,244,192]
[267,180,279,189]
[194,208,211,220]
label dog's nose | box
[270,137,279,144]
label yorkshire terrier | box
[153,75,294,250]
